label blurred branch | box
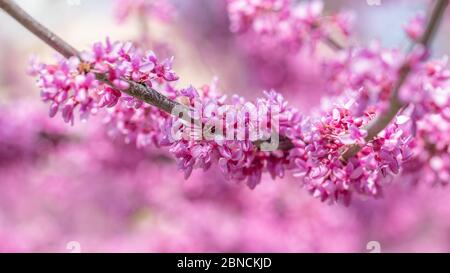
[341,0,449,161]
[0,0,78,58]
[0,0,186,114]
[324,36,344,51]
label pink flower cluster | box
[29,38,299,190]
[314,43,449,203]
[311,41,448,204]
[227,0,352,51]
[163,88,301,189]
[288,103,414,205]
[226,0,352,92]
[401,112,450,185]
[105,75,301,189]
[323,43,403,99]
[114,0,176,23]
[402,56,450,117]
[323,42,449,114]
[29,35,449,205]
[29,38,178,125]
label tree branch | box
[324,36,344,51]
[3,0,444,156]
[341,0,448,161]
[0,0,187,114]
[0,0,293,150]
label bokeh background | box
[0,0,449,252]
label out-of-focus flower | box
[404,13,426,41]
[227,0,351,52]
[114,0,176,23]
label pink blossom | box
[227,0,350,52]
[404,14,426,41]
[114,0,176,23]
